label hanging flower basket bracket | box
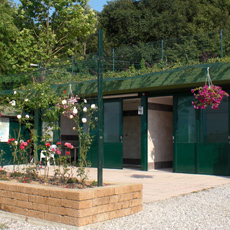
[205,67,213,88]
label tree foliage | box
[16,0,97,65]
[0,0,97,75]
[0,0,18,75]
[99,0,230,48]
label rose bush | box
[2,82,97,185]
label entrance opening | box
[148,96,173,170]
[123,99,141,169]
[60,115,79,163]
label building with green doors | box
[1,62,230,176]
[53,62,230,176]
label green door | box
[174,96,196,173]
[197,98,230,175]
[103,100,123,169]
[174,95,230,176]
[88,100,123,169]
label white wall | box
[123,116,141,159]
[123,99,141,160]
[148,96,173,169]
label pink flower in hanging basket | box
[191,85,229,110]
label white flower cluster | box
[17,114,30,119]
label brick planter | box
[0,181,143,227]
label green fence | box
[2,29,230,89]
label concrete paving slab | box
[3,165,230,203]
[86,167,230,203]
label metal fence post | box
[71,56,74,77]
[220,29,223,58]
[161,40,164,61]
[97,29,104,187]
[112,49,115,71]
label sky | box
[13,0,109,12]
[88,0,108,12]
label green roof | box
[49,62,230,96]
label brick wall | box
[0,181,143,227]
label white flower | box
[17,114,21,119]
[25,115,29,119]
[62,99,67,105]
[20,139,24,143]
[82,118,87,123]
[25,99,28,102]
[91,104,96,109]
[83,107,87,112]
[14,141,18,145]
[14,91,17,94]
[69,115,73,119]
[84,99,87,103]
[10,100,16,106]
[73,107,78,114]
[95,117,98,121]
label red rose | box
[56,142,61,146]
[45,143,51,147]
[66,151,70,155]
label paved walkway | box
[1,166,230,229]
[86,167,230,203]
[4,165,230,203]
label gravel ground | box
[0,183,230,229]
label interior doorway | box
[148,96,173,169]
[123,98,141,169]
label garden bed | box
[0,180,143,227]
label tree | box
[15,0,97,68]
[99,0,142,48]
[99,0,230,48]
[0,0,18,75]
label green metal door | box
[174,95,230,175]
[197,98,230,175]
[0,117,30,165]
[174,96,196,173]
[103,100,123,169]
[88,100,123,169]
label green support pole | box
[97,29,104,186]
[141,94,148,171]
[220,29,223,58]
[173,96,177,172]
[161,40,164,61]
[112,49,115,72]
[34,109,39,164]
[71,56,74,77]
[195,109,200,174]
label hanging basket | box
[191,67,229,110]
